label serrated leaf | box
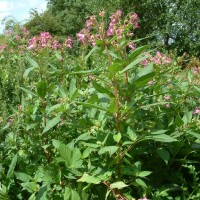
[77,174,101,184]
[110,181,128,189]
[43,115,61,133]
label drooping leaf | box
[157,147,170,164]
[43,115,61,133]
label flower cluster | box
[193,67,198,75]
[76,10,139,48]
[0,44,7,51]
[141,51,171,66]
[28,32,72,51]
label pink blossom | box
[148,80,154,85]
[65,36,73,48]
[15,35,21,40]
[193,108,200,115]
[193,67,198,75]
[166,103,170,108]
[0,44,7,50]
[128,42,135,51]
[138,197,148,200]
[165,95,171,100]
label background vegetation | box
[0,1,200,199]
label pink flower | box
[15,35,21,40]
[193,67,198,75]
[148,80,154,85]
[193,108,200,115]
[165,95,171,100]
[138,197,148,200]
[166,103,170,108]
[65,36,73,48]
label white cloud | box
[0,0,47,32]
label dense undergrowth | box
[0,10,200,200]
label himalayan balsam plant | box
[0,9,200,200]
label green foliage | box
[1,10,200,200]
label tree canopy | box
[24,0,200,56]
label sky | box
[0,0,47,31]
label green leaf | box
[77,174,101,184]
[127,127,137,141]
[108,63,122,73]
[26,57,39,68]
[133,72,156,87]
[147,134,177,143]
[15,172,32,182]
[108,98,117,113]
[128,45,149,61]
[98,146,118,156]
[113,133,122,143]
[76,102,109,112]
[52,140,82,168]
[84,46,98,65]
[37,81,47,99]
[7,154,17,179]
[135,178,147,188]
[36,185,48,200]
[187,130,200,140]
[92,81,114,97]
[138,171,152,177]
[21,182,39,192]
[157,148,170,164]
[110,181,128,189]
[120,55,148,73]
[64,187,80,200]
[69,78,77,100]
[43,115,61,133]
[23,66,38,78]
[19,87,37,97]
[137,62,153,77]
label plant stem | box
[105,44,121,179]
